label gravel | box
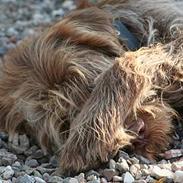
[0,0,183,182]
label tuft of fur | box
[0,0,183,175]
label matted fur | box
[0,0,183,174]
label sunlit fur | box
[0,0,183,175]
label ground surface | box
[0,0,183,183]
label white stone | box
[124,172,135,183]
[150,166,174,179]
[172,161,183,171]
[174,171,183,183]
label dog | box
[0,0,183,175]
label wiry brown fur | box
[0,0,183,175]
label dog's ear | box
[45,7,122,57]
[75,0,95,9]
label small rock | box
[164,149,183,159]
[150,166,174,179]
[31,149,45,159]
[49,156,58,168]
[118,151,130,160]
[34,177,46,183]
[172,161,183,171]
[6,27,18,37]
[12,161,21,168]
[33,170,42,178]
[141,169,150,176]
[130,164,141,179]
[19,135,29,150]
[69,178,78,183]
[24,146,38,156]
[25,159,39,168]
[115,158,129,172]
[48,176,63,183]
[0,149,17,166]
[129,157,140,164]
[124,172,135,183]
[2,166,14,179]
[113,176,123,182]
[16,174,35,183]
[102,169,118,181]
[174,171,183,183]
[100,178,107,183]
[133,181,147,183]
[86,170,99,181]
[0,132,8,141]
[43,173,50,182]
[62,1,76,10]
[52,9,64,17]
[75,173,85,183]
[109,159,116,169]
[135,155,151,164]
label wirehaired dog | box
[0,0,183,174]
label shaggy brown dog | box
[0,0,183,174]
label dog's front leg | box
[59,59,144,175]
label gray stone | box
[102,169,118,181]
[86,170,99,181]
[15,174,35,183]
[24,146,38,156]
[52,9,64,17]
[68,178,78,183]
[43,173,50,182]
[109,159,116,169]
[113,176,123,182]
[124,172,135,183]
[100,178,107,183]
[33,170,42,178]
[0,132,8,141]
[118,151,130,160]
[48,176,63,183]
[34,177,46,183]
[75,173,85,183]
[0,150,17,166]
[49,156,58,168]
[2,166,14,179]
[25,159,39,168]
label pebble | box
[43,173,50,182]
[75,173,85,183]
[113,175,123,182]
[15,174,35,183]
[109,159,116,169]
[164,149,183,159]
[150,166,174,179]
[34,177,46,183]
[123,172,135,183]
[172,160,183,171]
[48,176,63,183]
[2,166,14,179]
[115,158,129,172]
[129,164,141,179]
[25,159,39,168]
[49,156,58,168]
[0,149,17,166]
[68,178,78,183]
[174,171,183,183]
[102,169,118,181]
